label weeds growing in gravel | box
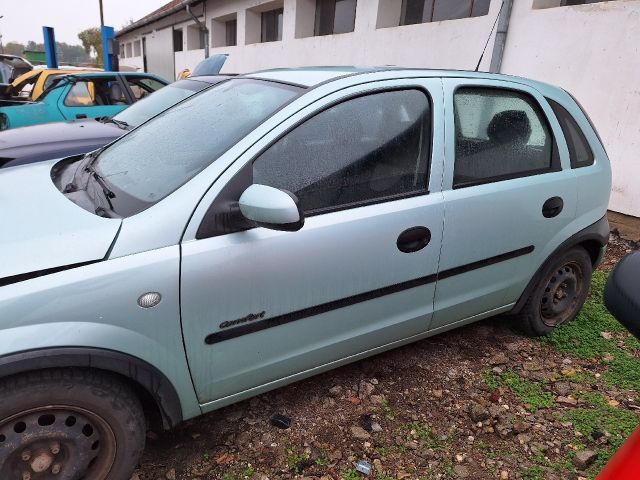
[541,271,640,391]
[341,468,360,480]
[562,391,638,476]
[483,369,554,412]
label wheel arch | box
[0,347,183,430]
[511,215,609,314]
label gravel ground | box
[134,235,639,480]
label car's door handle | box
[542,196,564,218]
[397,226,431,253]
[76,114,87,119]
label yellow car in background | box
[6,68,100,101]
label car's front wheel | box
[0,368,145,480]
[516,246,593,336]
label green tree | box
[78,27,103,66]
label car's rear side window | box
[453,87,557,188]
[547,98,595,169]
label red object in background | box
[596,427,640,479]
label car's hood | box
[0,160,121,280]
[0,119,121,166]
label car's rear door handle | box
[76,114,87,119]
[542,196,564,218]
[397,226,431,253]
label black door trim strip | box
[204,245,534,345]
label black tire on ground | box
[515,246,593,337]
[0,368,145,480]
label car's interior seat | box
[454,110,537,184]
[109,83,127,105]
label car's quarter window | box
[92,79,301,217]
[453,87,557,188]
[547,98,594,169]
[253,89,431,214]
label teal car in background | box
[0,71,168,130]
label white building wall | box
[117,0,640,217]
[501,0,640,217]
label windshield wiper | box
[85,162,116,211]
[98,117,130,130]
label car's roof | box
[245,66,559,93]
[12,68,94,84]
[69,71,159,78]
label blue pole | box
[42,26,58,68]
[101,26,115,71]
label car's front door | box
[180,79,445,406]
[58,76,130,120]
[430,79,577,330]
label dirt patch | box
[135,240,638,480]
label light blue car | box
[0,68,611,479]
[0,71,168,130]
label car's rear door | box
[430,78,577,330]
[180,78,445,407]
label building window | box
[533,0,616,8]
[561,0,613,4]
[261,8,284,42]
[400,0,490,25]
[125,43,133,58]
[187,24,206,50]
[226,19,237,46]
[120,44,126,58]
[173,28,184,52]
[315,0,357,36]
[133,40,142,57]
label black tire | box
[515,247,593,337]
[0,368,145,480]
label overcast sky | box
[0,0,169,45]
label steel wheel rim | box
[0,405,117,480]
[540,260,584,327]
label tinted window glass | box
[547,98,594,168]
[226,19,237,46]
[94,79,300,216]
[401,0,489,24]
[253,89,431,214]
[173,29,183,52]
[433,0,472,21]
[454,88,555,188]
[316,0,357,35]
[261,9,283,42]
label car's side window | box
[252,89,431,215]
[126,78,165,101]
[453,87,557,188]
[546,98,594,169]
[64,78,129,107]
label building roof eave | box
[115,0,203,38]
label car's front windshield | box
[112,79,217,128]
[92,78,302,216]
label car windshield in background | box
[113,79,216,128]
[94,78,302,216]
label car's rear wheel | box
[516,247,593,336]
[0,369,145,480]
